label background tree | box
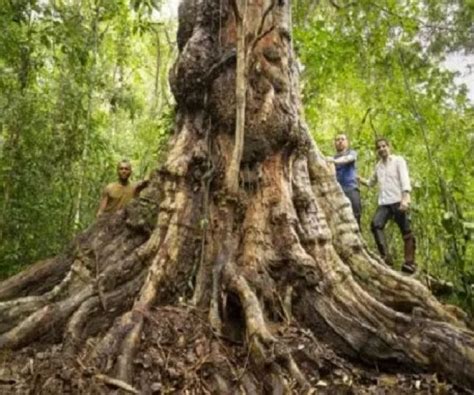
[0,0,173,276]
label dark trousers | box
[370,203,415,265]
[343,187,361,228]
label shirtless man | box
[96,160,148,217]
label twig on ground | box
[95,373,140,394]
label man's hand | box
[325,157,336,175]
[399,200,409,212]
[357,175,368,187]
[399,192,411,212]
[135,179,150,195]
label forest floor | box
[0,305,470,394]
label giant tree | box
[1,0,474,392]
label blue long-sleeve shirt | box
[334,149,358,190]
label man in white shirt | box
[359,138,416,273]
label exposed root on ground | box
[0,306,470,394]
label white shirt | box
[369,155,411,205]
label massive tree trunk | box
[1,0,474,393]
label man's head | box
[334,133,349,153]
[117,160,132,183]
[375,137,391,160]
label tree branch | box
[328,0,357,10]
[95,374,140,394]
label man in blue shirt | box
[329,134,361,228]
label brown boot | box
[402,233,416,273]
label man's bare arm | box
[134,180,149,196]
[358,173,376,187]
[96,190,109,218]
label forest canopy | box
[293,0,474,309]
[0,0,174,275]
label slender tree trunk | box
[0,0,474,392]
[153,30,162,111]
[0,6,33,244]
[73,5,100,231]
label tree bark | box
[1,0,474,392]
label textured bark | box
[1,0,474,392]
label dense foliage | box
[0,0,173,276]
[0,0,473,309]
[294,0,474,308]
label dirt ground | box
[0,305,469,394]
